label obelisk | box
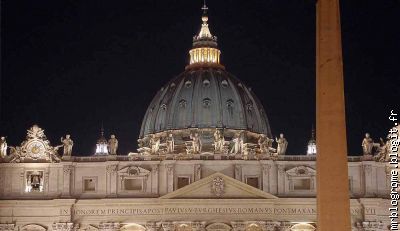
[316,0,351,230]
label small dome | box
[139,66,272,138]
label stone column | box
[99,222,120,231]
[151,165,159,194]
[316,0,351,230]
[0,224,15,231]
[52,222,79,231]
[62,165,72,197]
[106,164,118,197]
[231,222,246,231]
[166,164,174,192]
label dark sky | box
[1,0,399,156]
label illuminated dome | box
[137,3,272,156]
[139,66,271,138]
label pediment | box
[160,172,277,199]
[286,166,316,177]
[117,166,150,177]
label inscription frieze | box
[73,206,318,216]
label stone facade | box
[0,156,392,230]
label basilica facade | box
[0,4,392,231]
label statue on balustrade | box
[61,134,73,156]
[214,129,224,153]
[108,134,118,155]
[190,132,202,154]
[258,134,269,153]
[230,132,244,154]
[374,137,390,162]
[276,133,288,155]
[362,133,374,155]
[166,133,175,153]
[0,136,7,158]
[150,134,160,154]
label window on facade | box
[83,178,96,192]
[124,179,143,191]
[293,178,311,190]
[246,177,259,188]
[25,171,44,192]
[177,177,190,189]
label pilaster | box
[166,164,174,193]
[151,165,159,194]
[106,164,118,197]
[62,165,73,197]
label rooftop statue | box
[230,132,244,154]
[166,133,175,153]
[0,137,7,158]
[190,132,202,154]
[362,133,374,156]
[150,135,160,154]
[61,134,73,156]
[258,134,269,154]
[276,133,288,155]
[213,130,224,153]
[108,134,118,155]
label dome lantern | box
[188,2,221,66]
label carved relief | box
[211,176,225,197]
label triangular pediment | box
[160,172,278,199]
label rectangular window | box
[83,178,96,192]
[124,179,143,191]
[293,178,311,190]
[177,177,190,189]
[246,177,259,188]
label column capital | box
[230,221,246,231]
[145,222,158,231]
[191,221,206,231]
[0,224,15,231]
[99,222,120,231]
[161,222,175,231]
[52,222,79,231]
[277,222,292,231]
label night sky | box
[1,0,399,156]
